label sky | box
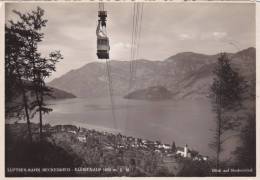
[5,2,255,81]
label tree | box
[5,21,33,142]
[171,141,176,152]
[209,53,245,169]
[30,52,62,141]
[6,7,63,141]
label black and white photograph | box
[4,1,256,177]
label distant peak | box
[165,51,210,61]
[236,47,255,54]
[172,52,198,57]
[176,52,197,56]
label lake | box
[28,97,216,157]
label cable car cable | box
[97,3,117,130]
[129,3,137,89]
[105,58,117,130]
[132,3,139,81]
[129,3,139,91]
[125,3,138,133]
[125,3,144,133]
[133,3,144,81]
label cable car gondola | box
[96,10,110,59]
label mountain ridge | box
[48,47,255,99]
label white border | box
[0,1,258,179]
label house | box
[193,156,202,161]
[140,144,148,149]
[202,156,209,161]
[117,145,125,149]
[127,137,134,141]
[176,144,191,158]
[78,127,87,133]
[131,144,139,148]
[104,145,114,150]
[53,125,64,132]
[77,133,86,143]
[68,130,77,134]
[192,154,208,161]
[142,139,148,145]
[158,144,171,150]
[63,125,78,132]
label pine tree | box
[209,53,245,169]
[171,141,176,152]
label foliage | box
[171,141,176,152]
[209,53,245,168]
[211,53,245,109]
[177,159,211,177]
[5,23,33,141]
[232,113,256,176]
[5,7,63,140]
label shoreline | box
[6,96,216,158]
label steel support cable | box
[132,3,139,83]
[125,3,144,133]
[124,3,138,134]
[133,3,144,81]
[129,3,142,91]
[129,3,140,91]
[127,3,139,98]
[98,3,117,130]
[106,59,117,130]
[129,3,137,89]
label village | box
[42,124,209,162]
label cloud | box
[56,25,94,42]
[179,33,195,40]
[110,42,132,60]
[113,42,131,49]
[212,32,227,40]
[200,31,227,41]
[5,3,254,81]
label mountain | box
[5,82,76,117]
[48,47,255,100]
[124,86,172,100]
[45,86,76,100]
[6,82,76,106]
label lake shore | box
[22,97,216,157]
